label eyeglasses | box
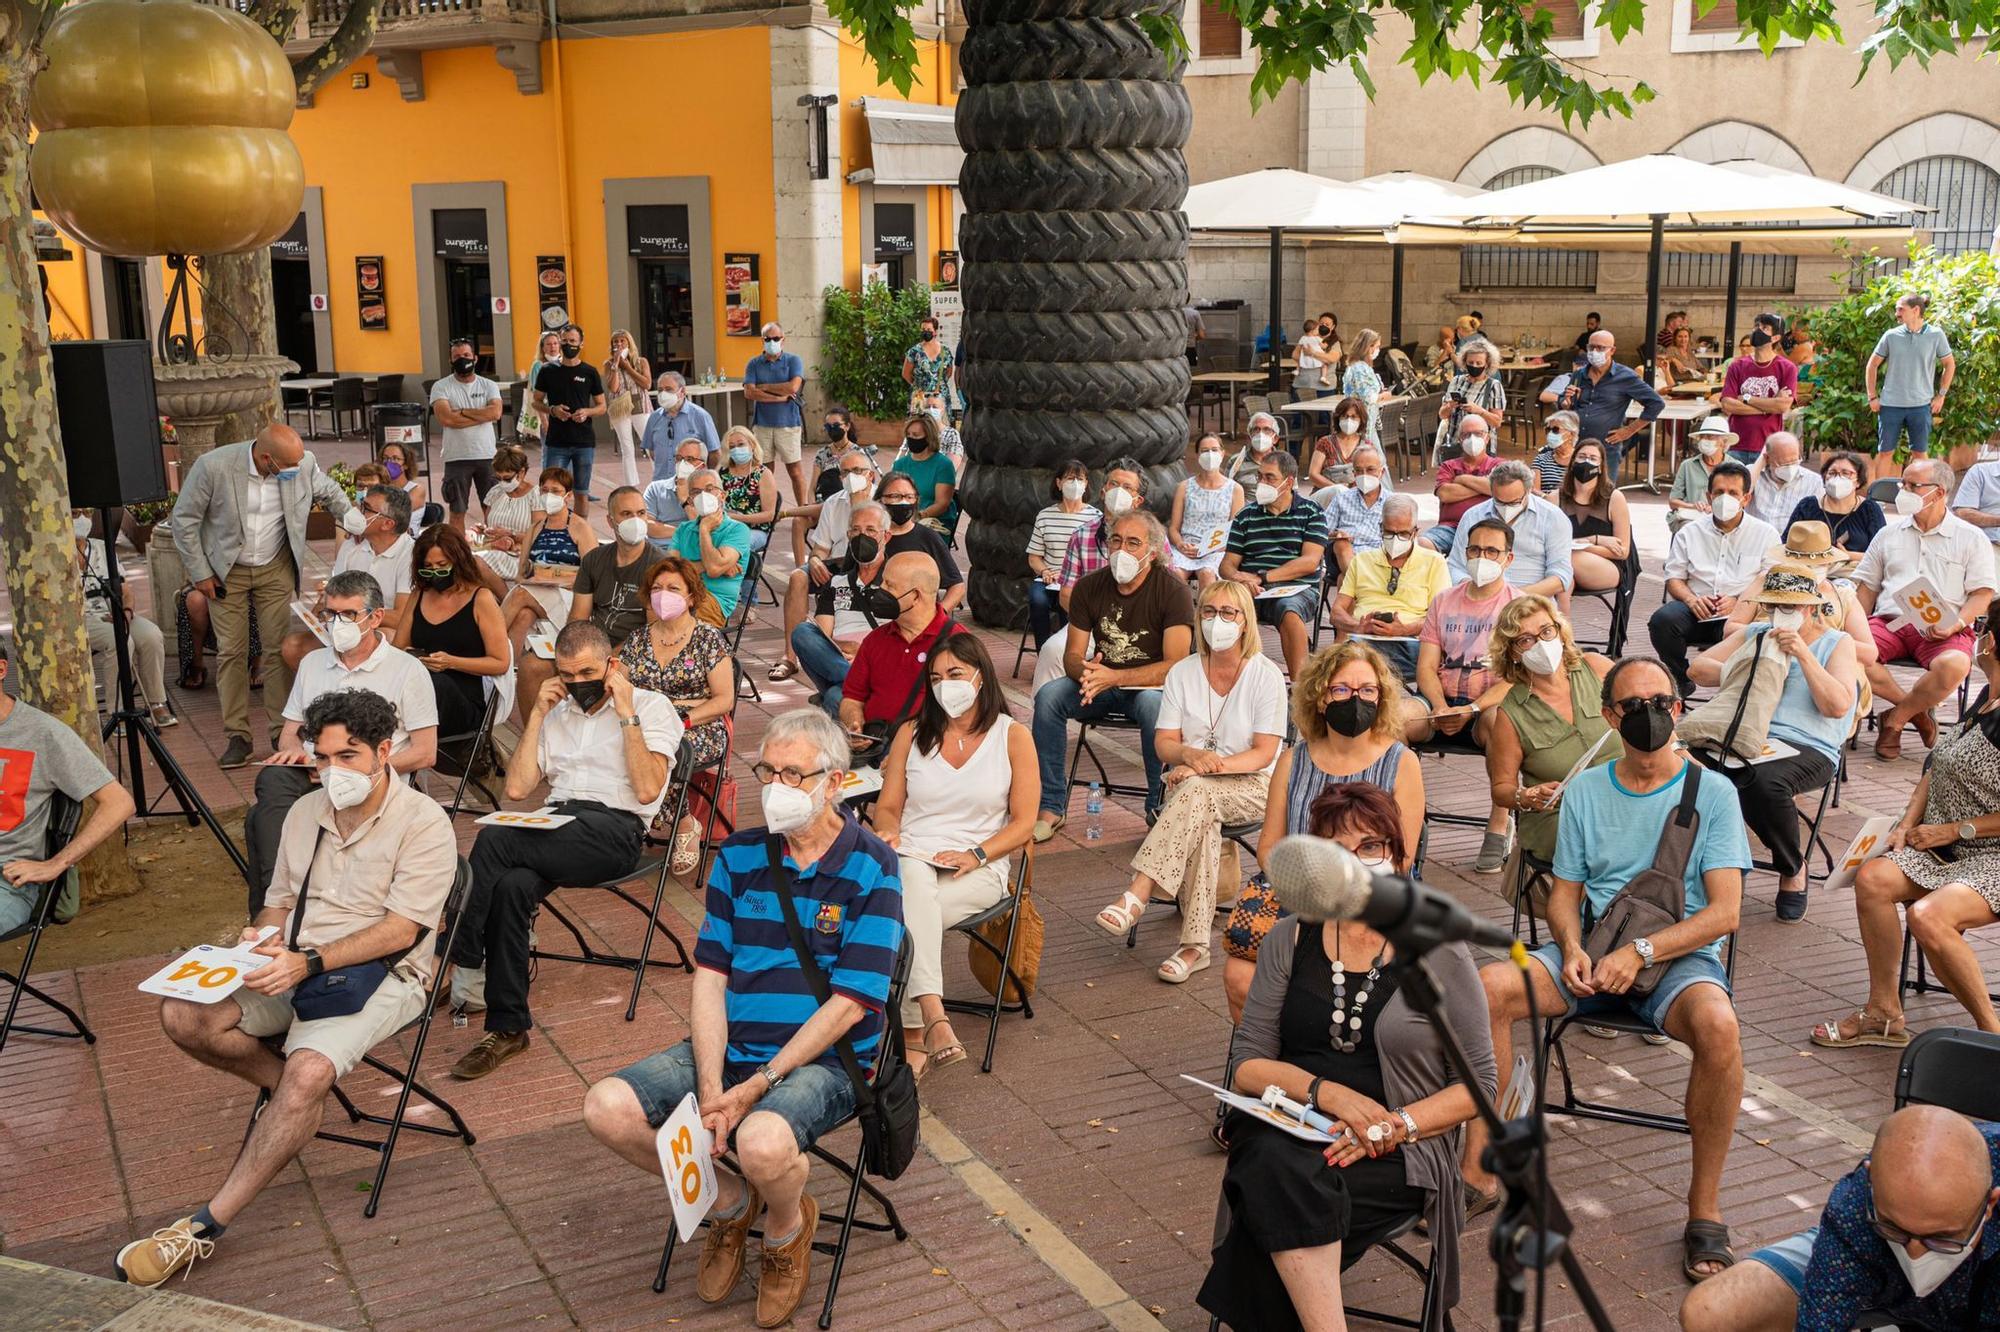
[323,608,371,624]
[1510,624,1560,654]
[1868,1199,1989,1255]
[750,762,827,788]
[1344,837,1393,862]
[1901,481,1941,494]
[1325,685,1381,703]
[1609,695,1678,717]
[1199,606,1246,622]
[1464,546,1508,561]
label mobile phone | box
[1930,844,1962,866]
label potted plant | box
[818,280,935,446]
[308,461,357,540]
[122,494,175,553]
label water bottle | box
[1085,782,1104,841]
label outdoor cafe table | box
[1192,370,1266,436]
[683,380,744,431]
[1624,398,1714,494]
[280,378,336,439]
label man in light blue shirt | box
[1444,460,1573,602]
[744,322,808,521]
[639,371,719,480]
[1867,292,1956,483]
[1952,453,2000,544]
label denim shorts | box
[1526,942,1731,1035]
[613,1038,856,1152]
[1748,1225,1818,1295]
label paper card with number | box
[1826,815,1900,893]
[137,931,277,1003]
[1254,584,1312,600]
[839,767,885,800]
[1889,576,1957,635]
[655,1093,719,1242]
[474,808,577,831]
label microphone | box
[1267,834,1517,953]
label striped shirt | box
[1026,503,1100,568]
[693,817,905,1074]
[1225,495,1327,575]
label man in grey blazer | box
[170,423,365,768]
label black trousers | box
[454,800,645,1035]
[245,765,318,917]
[1705,748,1835,879]
[1648,600,1727,695]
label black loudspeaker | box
[51,339,170,509]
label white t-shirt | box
[810,490,855,559]
[332,532,415,606]
[430,374,501,463]
[283,635,440,753]
[1157,652,1288,773]
[538,687,685,820]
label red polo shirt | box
[844,606,957,724]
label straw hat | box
[1765,520,1853,570]
[1691,414,1738,445]
[1751,562,1825,606]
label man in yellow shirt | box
[1330,493,1450,679]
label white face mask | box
[763,338,783,356]
[1461,435,1488,458]
[341,506,370,537]
[1586,348,1609,368]
[1467,557,1503,588]
[1523,637,1565,676]
[1103,488,1135,516]
[540,492,567,516]
[321,760,381,811]
[1897,488,1929,517]
[1382,535,1414,560]
[760,775,825,835]
[1354,855,1393,875]
[73,515,94,541]
[1824,475,1856,501]
[656,391,681,411]
[1892,1224,1983,1298]
[693,492,721,517]
[616,517,649,545]
[675,459,697,480]
[932,677,979,718]
[1061,478,1087,501]
[1697,436,1723,458]
[1356,474,1382,496]
[1255,482,1281,507]
[1495,500,1525,524]
[925,406,945,423]
[1769,607,1807,632]
[1546,431,1566,450]
[1710,493,1742,524]
[1250,432,1274,453]
[1196,450,1222,474]
[844,472,872,495]
[1109,550,1142,584]
[327,617,367,654]
[1202,617,1241,651]
[1768,463,1798,483]
[1339,417,1361,436]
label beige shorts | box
[755,424,804,465]
[234,968,428,1078]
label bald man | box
[1681,1104,2000,1331]
[835,552,957,741]
[170,423,364,769]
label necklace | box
[1329,926,1388,1055]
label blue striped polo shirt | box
[1226,494,1328,575]
[693,815,905,1074]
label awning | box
[850,98,962,188]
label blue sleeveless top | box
[528,522,582,568]
[1284,738,1408,835]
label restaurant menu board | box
[536,254,569,331]
[723,253,760,336]
[936,250,959,289]
[355,256,386,330]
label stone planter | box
[851,415,905,450]
[146,541,187,634]
[152,353,298,468]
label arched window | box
[1876,154,2000,261]
[1459,166,1598,291]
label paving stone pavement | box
[4,433,1995,1330]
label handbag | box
[1677,627,1784,763]
[969,856,1043,1002]
[766,836,920,1180]
[287,828,422,1022]
[1580,763,1703,998]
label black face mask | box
[452,356,478,376]
[417,565,454,582]
[824,423,846,441]
[1571,460,1601,482]
[884,501,917,526]
[565,678,607,711]
[905,435,930,453]
[1617,702,1677,753]
[1319,324,1333,337]
[847,534,881,567]
[1464,364,1487,378]
[561,342,582,359]
[1324,697,1378,739]
[862,586,907,621]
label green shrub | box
[818,280,933,420]
[1801,247,2000,458]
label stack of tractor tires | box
[956,0,1191,628]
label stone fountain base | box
[152,353,297,472]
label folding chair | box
[251,857,478,1218]
[530,737,712,1020]
[0,794,93,1059]
[1571,548,1641,658]
[1011,622,1038,678]
[1507,850,1552,948]
[725,550,769,702]
[1898,919,2000,1012]
[436,662,514,819]
[1206,1211,1449,1331]
[1744,773,1840,885]
[1893,1027,2000,1116]
[1068,716,1151,804]
[943,848,1036,1072]
[1542,934,1738,1134]
[652,938,914,1330]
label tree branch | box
[292,0,382,101]
[250,0,305,45]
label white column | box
[1297,64,1368,180]
[770,23,845,415]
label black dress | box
[408,585,489,736]
[1198,925,1430,1332]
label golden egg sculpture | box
[30,0,304,258]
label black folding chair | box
[1898,919,2000,1012]
[1893,1026,2000,1116]
[1507,849,1552,948]
[943,849,1036,1072]
[0,793,93,1059]
[320,376,367,437]
[1206,1211,1449,1331]
[726,549,769,702]
[436,685,504,820]
[1572,548,1641,658]
[1068,716,1151,805]
[250,857,478,1218]
[530,738,713,1020]
[653,937,914,1329]
[1012,623,1039,679]
[1742,772,1841,885]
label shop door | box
[270,259,317,374]
[638,259,693,377]
[107,258,149,341]
[443,259,495,374]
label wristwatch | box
[1961,822,1981,843]
[757,1064,785,1091]
[621,714,643,729]
[302,947,325,978]
[971,846,989,865]
[1632,937,1656,969]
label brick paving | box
[4,432,1995,1330]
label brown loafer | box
[755,1193,819,1328]
[1874,720,1903,762]
[448,1030,529,1080]
[1914,709,1938,749]
[695,1184,762,1303]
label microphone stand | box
[1390,947,1617,1332]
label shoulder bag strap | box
[286,828,327,952]
[765,834,876,1109]
[1646,762,1705,877]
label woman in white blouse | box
[872,634,1038,1077]
[1093,580,1287,983]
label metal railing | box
[303,0,542,31]
[1461,165,1599,292]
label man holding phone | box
[1330,494,1448,680]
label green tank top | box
[1499,663,1623,859]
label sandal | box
[151,704,180,729]
[1095,891,1146,937]
[179,665,207,690]
[1809,1008,1911,1049]
[922,1019,966,1074]
[671,821,702,877]
[1158,945,1211,984]
[767,660,798,682]
[1031,813,1067,844]
[1682,1219,1736,1283]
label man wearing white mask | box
[1679,1105,2000,1332]
[517,485,659,728]
[1650,462,1778,699]
[671,469,753,615]
[1330,494,1448,680]
[1034,510,1195,837]
[1327,444,1391,571]
[115,688,455,1289]
[577,707,901,1330]
[1425,415,1498,554]
[1555,328,1664,484]
[1854,457,1996,759]
[1747,432,1822,529]
[1445,461,1575,607]
[450,621,682,1082]
[1057,459,1148,613]
[245,571,438,918]
[1220,451,1327,680]
[640,370,720,479]
[1667,416,1738,535]
[1224,412,1284,487]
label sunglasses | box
[1610,695,1678,717]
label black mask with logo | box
[1324,697,1378,738]
[561,341,582,360]
[861,586,907,621]
[883,501,918,527]
[565,678,607,711]
[1571,460,1600,483]
[1617,701,1677,753]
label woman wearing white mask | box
[872,634,1036,1077]
[1027,459,1101,643]
[717,425,780,553]
[1171,434,1247,586]
[1688,562,1859,922]
[500,466,598,652]
[474,445,537,580]
[601,329,653,489]
[1669,416,1738,533]
[1782,449,1885,555]
[1531,410,1580,495]
[1558,438,1633,594]
[1306,396,1375,504]
[1094,580,1284,983]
